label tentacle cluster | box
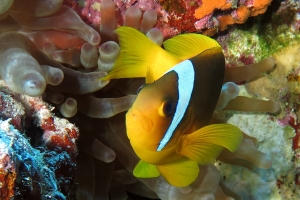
[0,0,282,199]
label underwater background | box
[0,0,300,199]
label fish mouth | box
[127,110,153,133]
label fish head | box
[126,71,179,154]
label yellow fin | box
[163,33,220,61]
[179,124,242,165]
[133,160,160,178]
[103,26,176,80]
[146,66,155,83]
[157,157,199,187]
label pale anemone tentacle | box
[100,0,117,42]
[52,48,81,67]
[77,95,137,118]
[43,42,58,58]
[222,57,280,114]
[140,10,158,34]
[80,43,98,69]
[59,97,77,118]
[215,82,239,111]
[91,138,116,163]
[79,138,116,163]
[223,96,280,114]
[48,68,109,94]
[189,164,242,199]
[224,57,276,83]
[0,32,109,96]
[0,0,13,20]
[124,6,142,29]
[11,0,63,17]
[21,29,86,50]
[37,54,110,94]
[40,65,64,86]
[0,32,46,96]
[11,5,101,45]
[218,133,272,169]
[146,28,164,46]
[27,43,110,94]
[97,41,120,72]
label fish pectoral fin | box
[163,33,220,61]
[133,160,160,178]
[179,123,242,165]
[157,157,199,187]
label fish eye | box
[158,100,175,117]
[137,84,145,94]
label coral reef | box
[64,0,274,38]
[212,1,300,199]
[0,0,300,199]
[193,0,273,35]
[0,80,78,199]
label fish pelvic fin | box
[157,157,199,187]
[102,26,177,81]
[179,124,242,165]
[163,33,221,61]
[133,160,160,178]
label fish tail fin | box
[179,123,242,165]
[102,26,168,80]
[163,33,221,60]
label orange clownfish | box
[104,27,242,187]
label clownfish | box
[104,27,242,187]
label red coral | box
[40,117,56,131]
[287,116,300,153]
[0,155,16,200]
[39,114,79,156]
[239,54,255,65]
[62,0,272,38]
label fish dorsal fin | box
[133,160,160,178]
[157,157,199,187]
[103,26,177,80]
[146,65,155,83]
[163,33,220,61]
[179,124,242,165]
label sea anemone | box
[0,0,289,199]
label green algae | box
[224,8,300,62]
